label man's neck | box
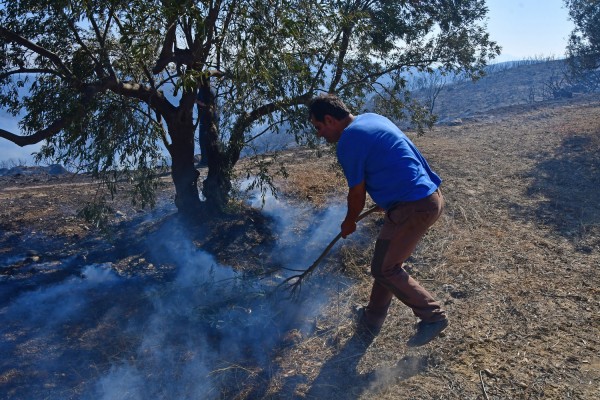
[340,114,355,130]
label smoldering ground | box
[0,188,357,399]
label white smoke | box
[2,263,118,328]
[0,184,350,399]
[244,179,346,270]
[87,187,351,399]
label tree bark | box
[199,79,232,212]
[168,120,203,215]
[197,81,213,167]
[201,126,232,212]
[202,158,232,213]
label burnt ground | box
[1,93,599,399]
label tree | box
[0,0,500,216]
[411,71,448,114]
[565,0,600,90]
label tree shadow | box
[511,134,600,252]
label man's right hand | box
[342,181,366,238]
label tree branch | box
[228,92,313,162]
[0,27,74,79]
[279,205,379,297]
[85,8,117,78]
[215,0,238,71]
[152,21,177,74]
[306,29,341,94]
[0,79,107,147]
[0,74,172,148]
[198,0,222,63]
[0,107,85,147]
[329,25,353,92]
[107,79,176,118]
[110,10,156,88]
[102,7,115,44]
[129,102,171,149]
[61,13,105,77]
[335,60,432,93]
[244,116,292,144]
[0,68,61,80]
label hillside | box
[254,60,580,154]
[415,59,574,124]
[1,94,599,398]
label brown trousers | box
[366,189,446,324]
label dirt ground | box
[1,94,599,399]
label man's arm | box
[341,180,366,238]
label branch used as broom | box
[279,205,379,296]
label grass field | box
[1,94,599,399]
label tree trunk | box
[199,79,233,212]
[169,122,203,215]
[202,159,232,212]
[197,86,213,167]
[201,117,232,212]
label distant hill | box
[0,164,70,177]
[248,59,582,153]
[414,59,575,125]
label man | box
[308,94,448,347]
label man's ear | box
[323,114,336,126]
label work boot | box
[354,305,386,337]
[406,318,448,347]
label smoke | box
[1,263,118,328]
[367,355,430,394]
[85,189,344,399]
[0,185,349,399]
[244,179,346,270]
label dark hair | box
[308,94,351,122]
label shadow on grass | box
[276,333,428,399]
[513,134,600,252]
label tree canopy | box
[0,0,500,215]
[565,0,600,89]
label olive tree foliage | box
[565,0,600,90]
[0,0,499,216]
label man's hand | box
[342,180,366,238]
[341,218,357,238]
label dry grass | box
[1,94,599,399]
[256,94,600,399]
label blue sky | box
[0,1,576,164]
[487,0,574,61]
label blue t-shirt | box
[337,113,441,210]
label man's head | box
[308,94,353,143]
